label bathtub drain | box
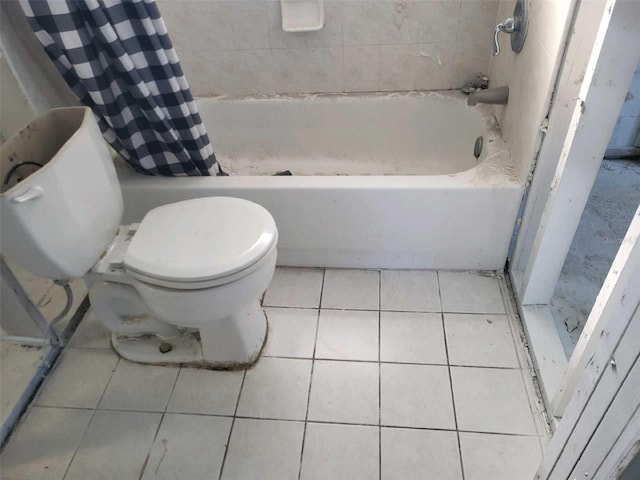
[474,136,484,159]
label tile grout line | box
[263,302,510,316]
[297,268,325,480]
[29,403,543,437]
[378,270,382,480]
[262,353,525,370]
[217,368,247,480]
[437,271,466,480]
[61,356,121,480]
[136,365,183,479]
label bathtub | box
[117,91,522,270]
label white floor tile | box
[381,428,463,480]
[141,414,232,480]
[263,268,324,308]
[263,307,318,358]
[36,349,118,409]
[307,360,378,425]
[67,311,111,349]
[1,343,45,424]
[0,407,92,480]
[445,314,520,368]
[451,367,538,435]
[439,272,505,314]
[381,363,456,429]
[166,368,243,416]
[64,410,162,480]
[99,361,178,412]
[236,357,311,420]
[380,270,441,312]
[380,311,447,364]
[221,418,304,480]
[315,309,378,361]
[300,423,379,480]
[459,432,542,480]
[321,269,379,310]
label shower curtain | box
[19,0,224,176]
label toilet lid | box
[124,197,277,284]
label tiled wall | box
[158,0,499,96]
[489,0,574,181]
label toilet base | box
[111,302,268,369]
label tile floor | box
[1,268,550,480]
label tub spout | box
[467,86,509,106]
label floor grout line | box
[137,364,182,479]
[262,354,525,369]
[437,271,467,480]
[217,369,247,480]
[378,271,382,480]
[60,356,121,480]
[5,268,552,480]
[297,268,325,480]
[263,303,507,316]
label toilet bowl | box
[0,107,277,368]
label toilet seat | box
[123,197,278,290]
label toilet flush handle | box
[11,186,44,204]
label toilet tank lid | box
[124,197,277,283]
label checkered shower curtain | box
[20,0,224,176]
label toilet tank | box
[0,107,124,280]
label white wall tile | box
[158,0,234,51]
[182,49,276,96]
[306,1,344,47]
[451,40,492,88]
[417,1,462,44]
[458,0,500,45]
[344,45,380,92]
[415,42,456,90]
[230,1,270,50]
[266,0,308,49]
[160,0,498,95]
[343,1,383,46]
[379,0,419,45]
[272,47,344,94]
[379,44,417,91]
[488,0,573,180]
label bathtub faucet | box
[467,86,509,106]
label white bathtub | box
[118,91,522,270]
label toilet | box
[0,107,277,368]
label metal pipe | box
[0,336,52,347]
[0,296,89,448]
